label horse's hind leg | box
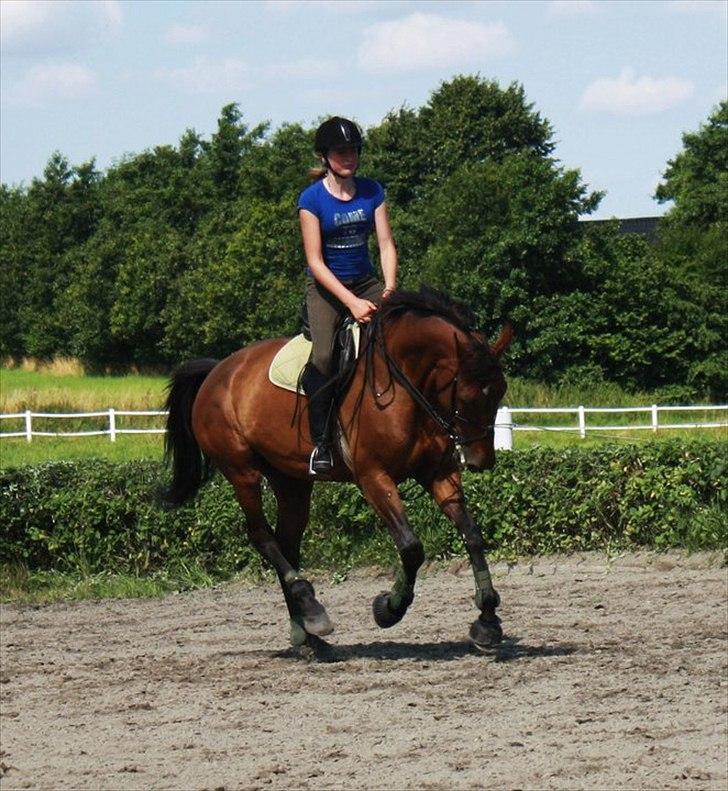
[267,472,334,646]
[226,467,332,645]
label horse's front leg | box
[358,471,425,628]
[428,473,503,647]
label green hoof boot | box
[289,617,307,647]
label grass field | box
[1,366,168,413]
[1,364,725,467]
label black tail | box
[163,358,219,507]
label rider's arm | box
[375,202,398,296]
[299,209,377,321]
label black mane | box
[375,286,504,387]
[378,286,477,333]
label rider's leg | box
[301,363,336,475]
[304,277,341,475]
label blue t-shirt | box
[298,176,385,280]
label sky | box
[1,0,726,219]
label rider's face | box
[327,146,359,176]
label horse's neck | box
[386,316,461,392]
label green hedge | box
[1,439,725,575]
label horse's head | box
[376,287,513,472]
[453,323,513,471]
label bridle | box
[366,313,499,469]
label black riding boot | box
[301,363,335,476]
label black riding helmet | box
[314,117,363,157]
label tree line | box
[1,76,725,400]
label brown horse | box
[164,287,512,654]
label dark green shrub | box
[1,439,725,576]
[0,460,259,574]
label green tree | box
[2,84,723,400]
[237,122,313,203]
[366,76,600,367]
[54,231,127,368]
[655,101,728,281]
[209,104,267,200]
[10,153,101,359]
[162,196,303,359]
[525,229,727,399]
[367,76,555,210]
[66,132,221,366]
[0,184,29,357]
[656,101,727,227]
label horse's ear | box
[490,322,514,358]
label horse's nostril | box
[466,463,481,472]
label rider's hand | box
[348,297,378,323]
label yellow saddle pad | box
[268,325,361,394]
[269,334,312,393]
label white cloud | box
[669,0,727,14]
[358,13,515,74]
[157,58,253,95]
[266,0,393,14]
[4,62,97,107]
[157,55,337,95]
[262,58,333,80]
[1,0,122,56]
[580,68,694,115]
[163,24,209,46]
[548,1,599,15]
[100,0,122,28]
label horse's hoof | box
[290,579,334,636]
[303,610,334,637]
[372,591,410,628]
[469,616,503,649]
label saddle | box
[268,315,362,394]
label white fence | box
[1,405,726,449]
[494,405,728,449]
[0,409,167,442]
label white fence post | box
[578,405,586,439]
[109,408,116,442]
[25,410,32,443]
[495,406,513,450]
[651,404,658,432]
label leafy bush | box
[0,461,258,574]
[1,439,725,576]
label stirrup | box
[309,444,333,476]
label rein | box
[365,311,495,469]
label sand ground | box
[1,550,727,790]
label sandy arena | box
[1,551,726,790]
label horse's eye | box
[482,386,490,397]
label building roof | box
[579,216,661,243]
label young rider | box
[298,116,398,476]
